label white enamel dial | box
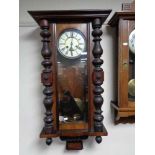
[129,29,135,54]
[58,29,86,59]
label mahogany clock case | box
[108,2,135,124]
[28,10,111,150]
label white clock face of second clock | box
[58,29,86,59]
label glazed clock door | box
[128,21,135,107]
[56,24,88,130]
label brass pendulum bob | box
[128,79,135,97]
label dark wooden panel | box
[87,23,94,130]
[41,72,53,85]
[59,122,88,130]
[92,69,104,85]
[108,12,135,27]
[118,19,129,108]
[40,126,108,138]
[50,23,58,131]
[66,141,83,150]
[28,10,112,24]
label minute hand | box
[69,42,74,56]
[76,46,82,50]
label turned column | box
[92,18,104,143]
[40,19,54,145]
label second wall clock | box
[108,1,135,124]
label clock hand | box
[61,46,66,52]
[76,45,82,51]
[75,50,79,55]
[65,48,69,55]
[65,33,69,38]
[69,42,74,56]
[70,42,74,50]
[70,50,73,56]
[70,33,74,48]
[70,37,73,49]
[71,32,73,38]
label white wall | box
[20,0,131,26]
[19,0,134,155]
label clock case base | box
[111,101,135,124]
[40,126,108,150]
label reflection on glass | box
[57,50,88,124]
[128,30,135,101]
[128,35,135,101]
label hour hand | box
[69,48,74,56]
[69,42,74,51]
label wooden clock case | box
[28,10,111,150]
[108,2,135,124]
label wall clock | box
[108,1,135,124]
[28,10,111,150]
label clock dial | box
[129,29,135,54]
[58,29,86,59]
